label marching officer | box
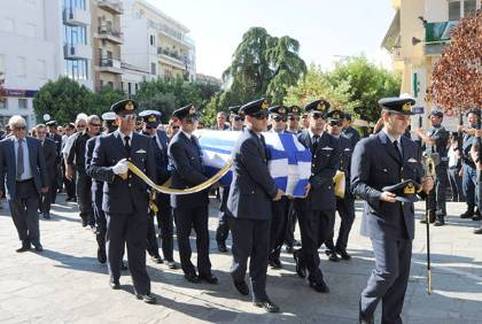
[168,104,217,284]
[139,110,177,269]
[292,99,340,293]
[215,105,243,253]
[341,113,361,148]
[416,109,450,226]
[227,98,284,313]
[324,109,355,261]
[459,108,481,219]
[351,97,433,323]
[267,105,291,269]
[85,112,117,264]
[89,99,157,303]
[286,105,301,134]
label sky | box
[145,0,396,79]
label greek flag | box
[196,130,312,197]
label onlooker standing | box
[448,133,465,202]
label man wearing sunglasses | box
[168,104,217,284]
[292,99,340,294]
[229,105,245,131]
[324,109,355,262]
[139,110,177,269]
[90,99,157,303]
[287,105,301,134]
[227,98,284,313]
[67,115,102,229]
[266,105,290,270]
[0,115,48,252]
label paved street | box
[1,196,482,323]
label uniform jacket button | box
[251,191,255,194]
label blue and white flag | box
[196,130,312,198]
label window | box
[150,63,156,75]
[17,57,26,78]
[128,82,132,96]
[0,54,5,75]
[64,59,88,80]
[63,0,86,10]
[150,35,155,46]
[465,0,477,16]
[449,0,480,20]
[64,25,87,45]
[107,81,114,88]
[18,98,28,109]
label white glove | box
[112,160,128,175]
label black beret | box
[382,179,421,203]
[304,99,331,113]
[239,98,270,116]
[172,104,198,120]
[139,110,161,127]
[111,99,138,115]
[378,97,416,115]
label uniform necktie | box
[393,140,402,161]
[17,139,24,180]
[124,135,131,156]
[312,135,320,153]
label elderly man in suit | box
[227,98,284,313]
[34,124,58,220]
[351,97,434,324]
[168,104,217,284]
[89,99,157,304]
[0,116,48,252]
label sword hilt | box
[427,269,432,295]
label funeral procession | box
[0,0,480,323]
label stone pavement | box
[1,196,482,323]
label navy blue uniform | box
[168,131,211,277]
[227,128,278,301]
[351,130,425,322]
[90,131,156,295]
[461,132,478,213]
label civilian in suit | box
[227,98,284,313]
[34,124,58,220]
[324,110,355,261]
[61,122,78,201]
[351,97,433,323]
[89,99,157,304]
[46,120,62,204]
[0,115,49,252]
[292,99,340,293]
[168,104,217,284]
[140,110,177,269]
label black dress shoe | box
[254,299,280,313]
[328,251,339,262]
[460,210,474,219]
[43,212,50,220]
[16,244,31,253]
[233,280,249,296]
[151,255,164,264]
[285,245,294,254]
[184,272,200,283]
[136,293,157,304]
[33,244,43,252]
[110,279,120,290]
[293,250,306,278]
[434,219,445,226]
[309,280,330,293]
[217,241,228,253]
[269,258,282,269]
[199,272,218,284]
[335,248,352,260]
[97,248,107,264]
[474,226,482,234]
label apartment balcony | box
[63,43,92,60]
[97,0,123,15]
[97,25,123,44]
[63,7,90,26]
[98,58,123,74]
[424,21,458,56]
[157,47,190,70]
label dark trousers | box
[462,164,478,211]
[215,186,230,244]
[9,180,41,246]
[448,167,465,202]
[361,237,412,324]
[92,185,106,253]
[284,200,298,247]
[174,205,211,275]
[146,213,161,258]
[295,199,334,283]
[76,173,94,225]
[426,162,448,218]
[156,195,174,261]
[325,196,355,251]
[105,210,150,295]
[269,196,290,261]
[229,217,271,301]
[62,160,75,199]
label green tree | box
[88,86,125,117]
[33,77,93,124]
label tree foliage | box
[429,10,482,111]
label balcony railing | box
[97,0,123,14]
[425,20,458,44]
[98,25,123,43]
[157,47,191,66]
[99,58,121,69]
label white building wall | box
[424,0,449,21]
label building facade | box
[121,0,196,82]
[382,0,481,129]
